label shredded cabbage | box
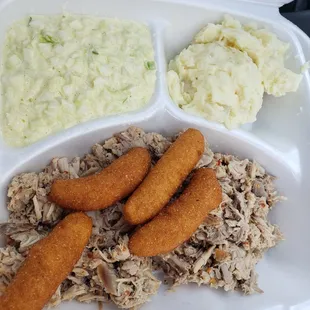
[1,14,156,147]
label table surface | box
[281,0,310,36]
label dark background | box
[281,0,310,35]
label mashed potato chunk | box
[168,42,264,129]
[168,15,302,128]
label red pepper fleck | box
[217,160,221,166]
[7,237,14,245]
[206,267,212,274]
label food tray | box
[0,0,310,309]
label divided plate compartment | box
[0,0,310,309]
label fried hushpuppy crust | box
[0,212,92,310]
[124,128,205,225]
[49,147,151,211]
[129,168,222,256]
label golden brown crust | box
[129,168,222,257]
[49,147,151,211]
[0,212,92,310]
[124,128,205,225]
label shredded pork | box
[0,127,283,308]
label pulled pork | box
[0,127,283,308]
[154,153,284,294]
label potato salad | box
[168,15,302,129]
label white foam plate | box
[0,0,310,309]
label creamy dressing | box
[1,14,156,146]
